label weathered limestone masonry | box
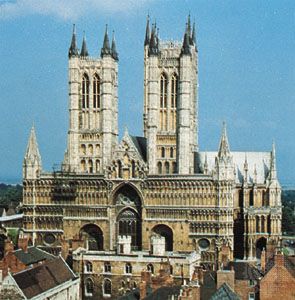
[22,15,282,299]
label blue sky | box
[0,0,294,185]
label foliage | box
[0,183,22,209]
[282,190,295,235]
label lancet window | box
[82,73,89,109]
[93,74,101,109]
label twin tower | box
[62,16,197,177]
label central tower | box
[64,25,119,173]
[143,16,198,175]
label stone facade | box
[21,15,282,298]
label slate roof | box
[144,286,181,300]
[225,262,262,280]
[197,151,271,184]
[14,246,55,266]
[210,283,240,300]
[201,271,217,300]
[130,136,147,162]
[12,257,77,299]
[118,288,140,300]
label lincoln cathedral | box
[21,16,282,299]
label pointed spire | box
[243,154,249,184]
[68,24,79,58]
[80,32,89,57]
[269,141,277,180]
[204,153,208,175]
[254,164,258,184]
[181,22,191,56]
[192,21,196,45]
[111,31,119,61]
[24,125,41,164]
[144,15,150,46]
[101,24,111,58]
[148,22,159,56]
[187,14,193,45]
[218,122,230,158]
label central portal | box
[114,184,142,250]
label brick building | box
[260,252,295,300]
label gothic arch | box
[256,237,267,259]
[151,224,173,251]
[80,224,104,251]
[114,184,142,250]
[112,182,143,205]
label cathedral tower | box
[144,16,198,175]
[64,25,119,173]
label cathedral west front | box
[22,16,282,299]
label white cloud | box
[0,0,153,20]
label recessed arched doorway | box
[256,237,267,259]
[80,224,104,251]
[114,184,142,251]
[152,224,173,251]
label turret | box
[101,25,112,58]
[80,32,89,57]
[111,31,119,61]
[215,123,234,181]
[181,22,191,56]
[148,23,159,56]
[23,126,42,180]
[144,15,150,46]
[267,142,281,206]
[68,24,79,58]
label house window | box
[85,278,94,296]
[125,263,132,274]
[85,261,93,273]
[104,262,111,273]
[103,279,112,296]
[249,279,255,286]
[147,263,154,274]
[248,292,255,300]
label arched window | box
[93,74,101,109]
[131,160,136,178]
[85,278,94,296]
[158,162,162,175]
[256,216,260,233]
[96,160,100,173]
[80,144,86,155]
[117,160,122,178]
[82,74,89,109]
[147,263,154,274]
[165,161,169,174]
[81,160,86,172]
[103,279,112,295]
[125,263,132,274]
[160,73,168,108]
[249,189,254,206]
[104,262,111,273]
[85,261,92,273]
[88,144,93,155]
[171,74,178,108]
[170,147,174,158]
[88,160,93,173]
[172,162,177,174]
[161,147,165,158]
